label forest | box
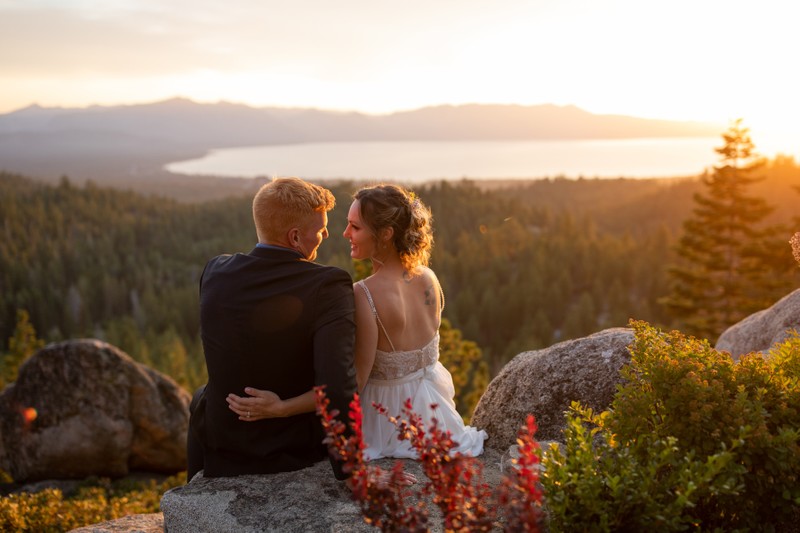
[1,137,799,410]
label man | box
[187,177,356,480]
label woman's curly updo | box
[354,184,433,272]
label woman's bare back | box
[362,266,442,353]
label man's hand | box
[226,387,285,421]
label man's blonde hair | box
[253,178,336,243]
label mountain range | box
[0,98,722,184]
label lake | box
[165,136,800,182]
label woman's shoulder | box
[410,265,437,281]
[354,274,380,291]
[410,266,441,291]
[353,278,373,301]
[412,266,444,312]
[354,275,387,303]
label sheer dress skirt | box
[359,334,487,461]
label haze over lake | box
[4,99,797,184]
[167,137,738,182]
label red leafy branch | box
[497,415,543,531]
[382,399,495,532]
[314,387,428,532]
[315,388,542,532]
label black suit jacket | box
[189,245,356,478]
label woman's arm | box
[354,283,378,392]
[226,387,315,421]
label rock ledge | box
[162,449,507,533]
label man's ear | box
[288,228,301,245]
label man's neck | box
[256,242,303,257]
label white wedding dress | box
[356,281,487,460]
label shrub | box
[540,322,800,531]
[612,322,800,529]
[317,322,800,531]
[0,473,185,532]
[541,403,741,532]
[316,389,429,532]
[315,388,544,532]
[496,414,544,532]
[384,399,496,531]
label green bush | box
[0,473,185,532]
[541,321,800,532]
[541,404,740,532]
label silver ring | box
[247,411,251,418]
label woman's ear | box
[380,227,394,243]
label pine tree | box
[661,120,779,340]
[0,310,45,388]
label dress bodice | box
[369,333,440,381]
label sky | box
[1,0,799,143]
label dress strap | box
[356,281,397,352]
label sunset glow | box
[1,0,799,139]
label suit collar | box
[248,245,305,261]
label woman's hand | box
[370,468,418,487]
[227,387,285,421]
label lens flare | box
[22,407,37,423]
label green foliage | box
[541,404,741,532]
[601,321,800,530]
[541,322,800,531]
[351,259,373,282]
[421,181,685,369]
[0,310,44,388]
[0,473,185,532]
[438,318,489,422]
[662,120,797,341]
[0,171,679,384]
[2,161,798,388]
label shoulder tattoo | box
[424,283,435,306]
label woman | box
[227,184,486,460]
[344,184,486,459]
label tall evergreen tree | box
[0,310,45,388]
[661,120,779,340]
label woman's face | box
[343,200,375,260]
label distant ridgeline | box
[0,166,798,395]
[0,100,723,183]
